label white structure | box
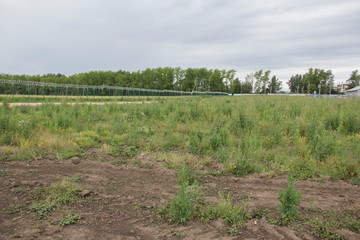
[346,86,360,97]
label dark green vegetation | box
[1,95,360,239]
[1,96,360,182]
[287,68,360,94]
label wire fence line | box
[0,79,228,97]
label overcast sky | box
[1,0,359,89]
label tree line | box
[287,68,360,94]
[0,67,282,94]
[3,67,357,94]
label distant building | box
[336,83,350,93]
[346,86,360,97]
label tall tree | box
[287,74,305,93]
[269,75,282,93]
[244,73,255,93]
[254,70,271,93]
[303,68,334,94]
[347,70,360,89]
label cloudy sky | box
[1,0,359,89]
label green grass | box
[30,177,84,219]
[1,96,360,181]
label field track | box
[0,101,154,107]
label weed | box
[30,202,54,219]
[111,158,129,165]
[169,184,194,224]
[55,213,81,226]
[30,178,83,219]
[171,231,185,239]
[227,157,257,177]
[208,170,223,177]
[126,146,138,157]
[189,129,203,155]
[277,176,302,224]
[7,203,25,214]
[202,192,249,226]
[69,173,81,182]
[228,227,241,236]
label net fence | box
[0,79,228,97]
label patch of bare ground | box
[1,153,359,239]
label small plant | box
[55,213,81,226]
[169,184,194,224]
[126,146,138,157]
[30,178,83,219]
[30,202,54,219]
[228,227,241,236]
[111,158,129,165]
[209,122,229,151]
[171,231,185,239]
[277,176,302,224]
[167,165,203,224]
[204,192,249,226]
[177,165,198,186]
[189,129,203,155]
[69,173,81,182]
[227,157,256,177]
[7,203,25,214]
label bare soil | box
[1,153,359,240]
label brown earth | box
[1,152,359,240]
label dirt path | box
[1,154,359,239]
[0,101,154,107]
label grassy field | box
[1,95,360,239]
[1,95,359,182]
[0,94,162,103]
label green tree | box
[287,74,305,93]
[254,70,271,94]
[269,75,282,93]
[303,68,334,94]
[347,70,360,89]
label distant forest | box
[1,67,359,94]
[1,68,239,93]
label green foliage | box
[30,178,84,219]
[125,146,138,157]
[189,129,203,155]
[277,176,302,224]
[30,202,54,219]
[1,96,360,181]
[227,157,257,177]
[202,192,249,226]
[209,122,229,151]
[55,213,82,226]
[168,166,201,224]
[169,184,194,224]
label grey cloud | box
[1,0,360,87]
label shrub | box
[227,157,257,177]
[202,192,249,226]
[209,122,229,151]
[277,176,302,224]
[169,166,200,224]
[169,184,194,224]
[189,129,203,155]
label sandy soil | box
[0,101,154,108]
[1,152,359,240]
